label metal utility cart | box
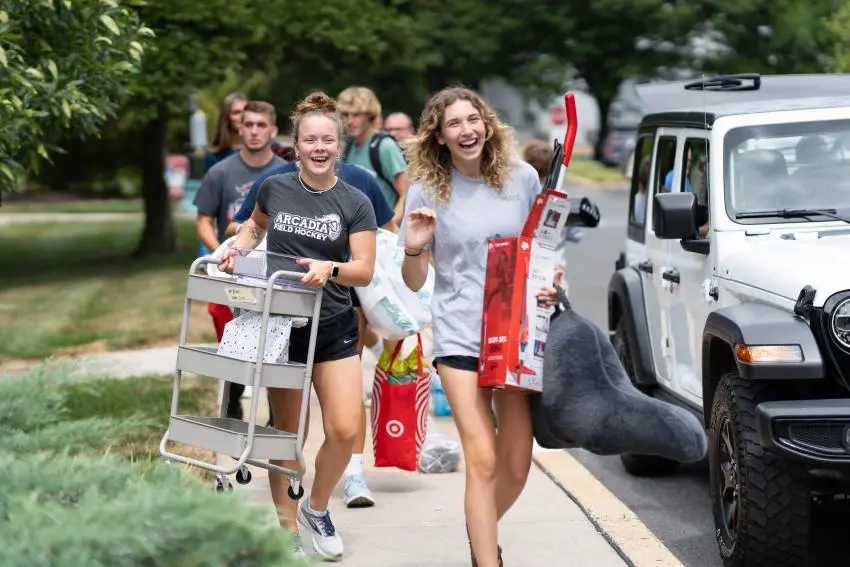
[159,253,321,498]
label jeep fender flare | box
[607,267,656,387]
[701,303,825,424]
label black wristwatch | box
[329,261,340,281]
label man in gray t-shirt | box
[192,100,285,421]
[194,152,285,247]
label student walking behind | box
[338,86,410,224]
[193,100,286,419]
[383,111,416,144]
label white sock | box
[306,499,328,516]
[345,454,363,477]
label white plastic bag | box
[355,228,435,339]
[216,311,302,364]
[418,416,462,474]
[355,267,420,340]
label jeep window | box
[684,138,711,237]
[655,136,677,195]
[724,119,850,224]
[629,135,654,228]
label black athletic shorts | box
[433,355,479,373]
[289,308,359,364]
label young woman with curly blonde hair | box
[399,86,564,567]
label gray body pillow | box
[529,288,707,464]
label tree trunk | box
[593,96,613,163]
[134,106,178,258]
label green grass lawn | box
[63,373,219,470]
[0,218,215,365]
[567,157,627,184]
[1,198,143,214]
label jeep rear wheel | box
[710,374,810,567]
[614,320,680,477]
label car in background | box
[599,84,645,168]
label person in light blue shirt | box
[663,147,693,193]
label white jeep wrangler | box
[607,73,850,567]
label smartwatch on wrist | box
[329,261,340,281]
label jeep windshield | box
[724,118,850,224]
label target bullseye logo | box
[385,419,405,438]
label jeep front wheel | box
[709,374,810,567]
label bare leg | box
[351,308,368,458]
[437,364,501,567]
[267,388,309,532]
[309,355,362,510]
[492,389,534,520]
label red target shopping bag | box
[371,334,431,471]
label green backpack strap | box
[368,132,397,190]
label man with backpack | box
[338,87,409,224]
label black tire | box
[614,320,680,477]
[620,452,681,477]
[612,320,651,394]
[710,374,810,567]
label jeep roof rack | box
[635,73,850,117]
[684,73,761,92]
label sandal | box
[466,525,503,567]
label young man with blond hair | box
[338,87,409,224]
[335,86,410,510]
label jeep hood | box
[720,236,850,304]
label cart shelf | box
[176,345,307,390]
[168,415,298,461]
[186,273,316,318]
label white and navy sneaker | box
[297,498,344,561]
[342,474,376,508]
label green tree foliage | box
[0,0,150,195]
[0,364,300,566]
[697,0,841,74]
[826,1,850,72]
[118,0,406,256]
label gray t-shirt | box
[257,170,377,321]
[398,160,541,359]
[194,152,285,241]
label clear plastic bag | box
[418,416,462,474]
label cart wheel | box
[287,484,304,500]
[214,475,233,493]
[235,467,252,485]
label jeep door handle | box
[662,268,680,284]
[638,260,653,274]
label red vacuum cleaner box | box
[478,190,569,392]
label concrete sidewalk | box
[218,390,629,567]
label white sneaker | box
[342,474,376,508]
[297,498,344,561]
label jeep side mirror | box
[653,192,698,240]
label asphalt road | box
[559,183,850,567]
